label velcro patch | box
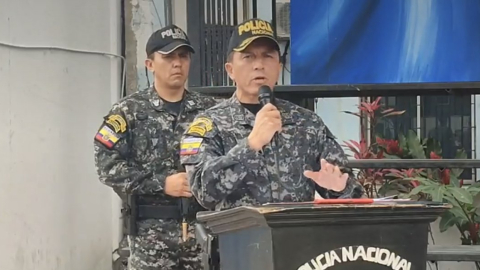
[180,137,203,156]
[106,114,127,133]
[186,117,213,137]
[95,125,120,149]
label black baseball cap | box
[145,24,195,56]
[227,18,280,54]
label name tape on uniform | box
[297,245,412,270]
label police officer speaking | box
[180,18,364,211]
[93,24,217,269]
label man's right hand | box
[247,103,282,151]
[164,172,192,197]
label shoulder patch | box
[95,124,121,149]
[95,113,128,149]
[180,137,203,156]
[186,117,213,137]
[105,114,127,133]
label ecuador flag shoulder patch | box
[180,137,203,156]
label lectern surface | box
[197,201,450,270]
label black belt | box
[137,205,182,220]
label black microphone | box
[258,85,278,144]
[258,85,281,175]
[258,85,275,107]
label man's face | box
[145,46,191,90]
[225,38,282,98]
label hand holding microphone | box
[247,85,282,151]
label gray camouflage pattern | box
[180,94,364,211]
[127,219,201,270]
[93,87,217,269]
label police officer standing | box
[93,24,217,269]
[180,18,364,211]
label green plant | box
[342,97,406,198]
[407,174,480,244]
[344,97,476,245]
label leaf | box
[406,130,426,159]
[448,206,470,223]
[349,140,362,150]
[443,195,461,208]
[343,141,360,156]
[451,168,464,179]
[383,153,401,159]
[455,149,468,159]
[381,108,394,114]
[468,186,480,196]
[439,212,458,232]
[450,174,460,188]
[372,97,382,108]
[403,177,437,186]
[398,133,408,153]
[470,182,480,188]
[431,185,445,202]
[377,182,405,196]
[446,186,473,204]
[424,138,442,157]
[409,185,436,196]
[472,193,480,209]
[342,111,361,118]
[383,110,406,117]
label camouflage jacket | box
[93,87,217,208]
[180,94,364,211]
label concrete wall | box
[0,0,121,269]
[125,0,172,95]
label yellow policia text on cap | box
[234,19,277,52]
[238,19,274,37]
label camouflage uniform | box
[94,87,217,269]
[180,94,364,211]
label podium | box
[197,200,450,270]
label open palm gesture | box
[304,159,348,192]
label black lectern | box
[197,201,450,270]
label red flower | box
[385,168,423,187]
[358,97,382,119]
[376,138,402,155]
[430,152,442,159]
[440,169,451,185]
[344,139,374,159]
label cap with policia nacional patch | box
[145,24,195,56]
[227,18,280,54]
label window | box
[421,95,473,180]
[374,96,417,140]
[371,95,475,181]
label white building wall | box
[0,0,122,269]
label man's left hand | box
[304,159,348,192]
